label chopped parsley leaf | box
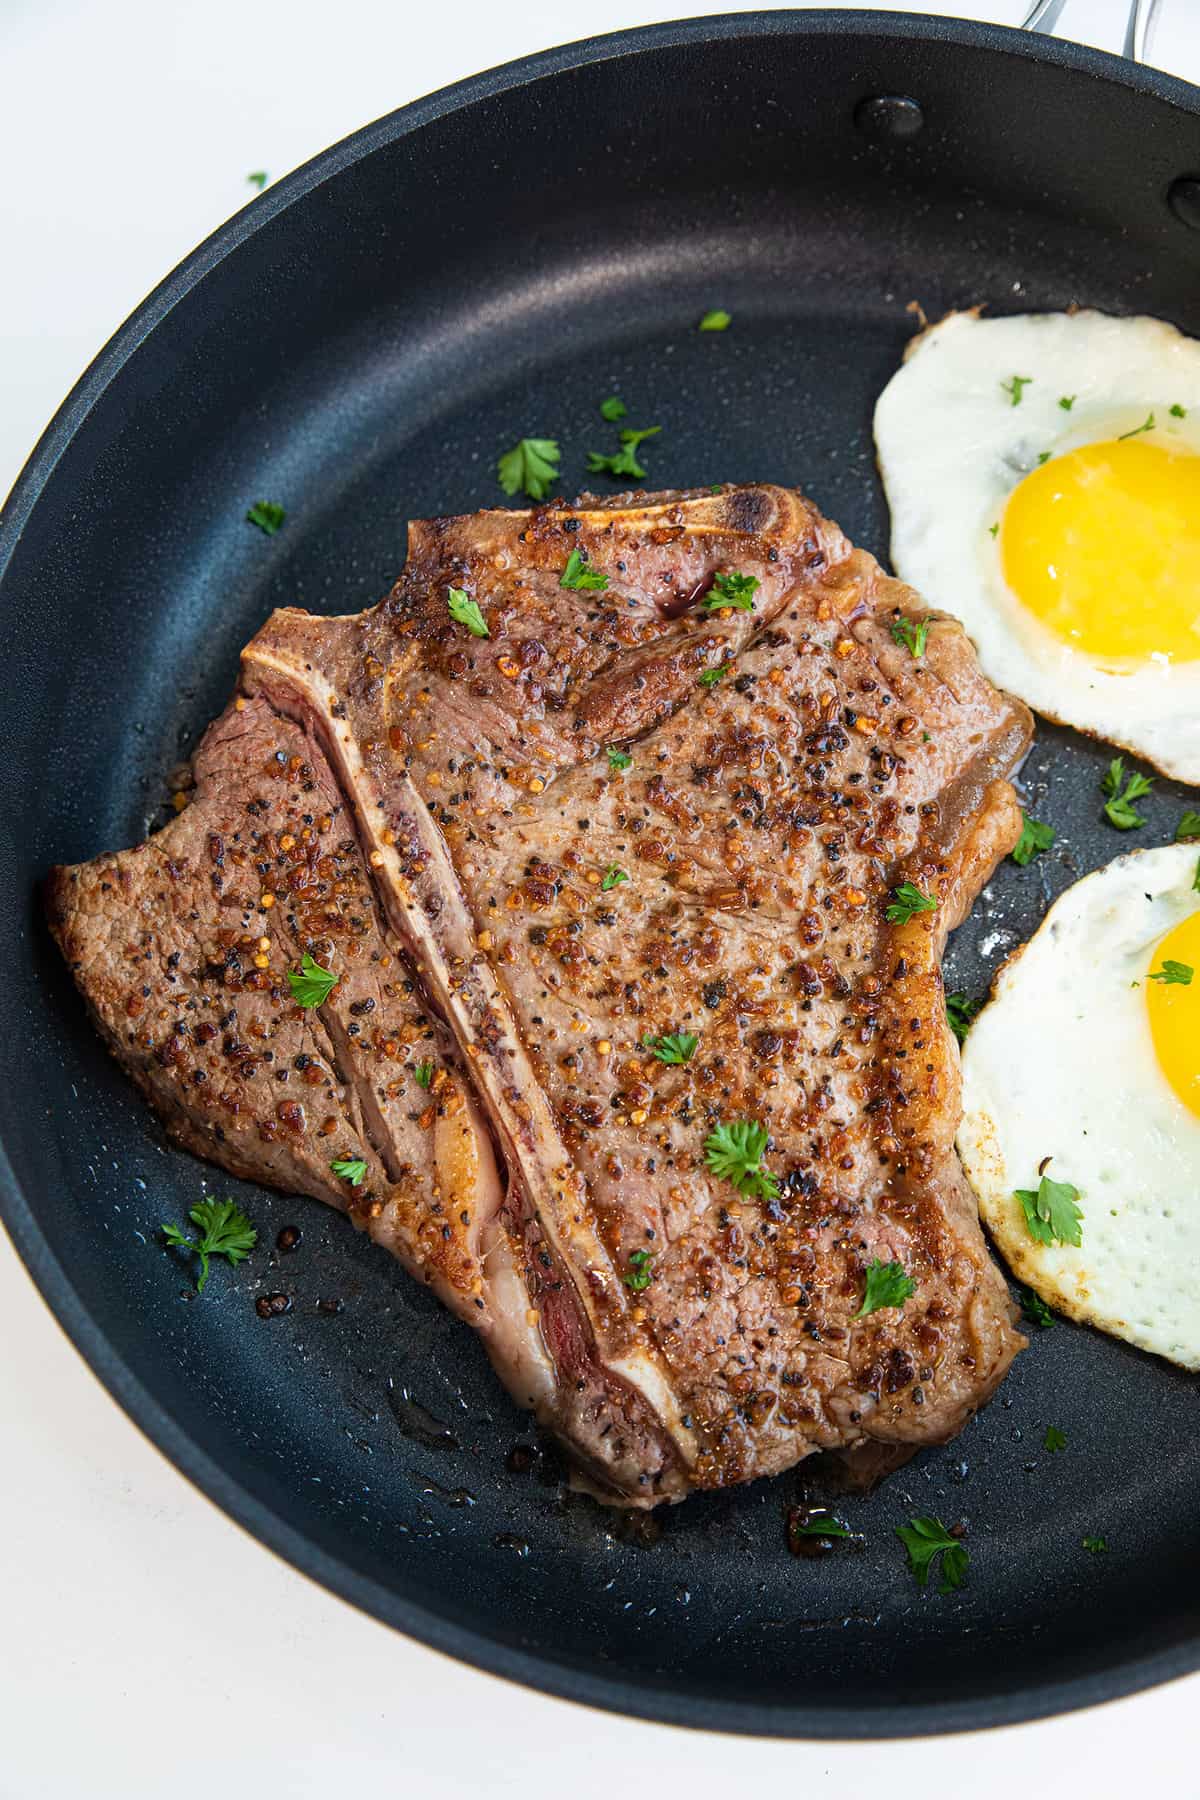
[886,881,937,925]
[623,1248,653,1291]
[1001,375,1032,407]
[891,616,929,658]
[1118,412,1155,440]
[162,1198,257,1294]
[1011,812,1055,866]
[699,664,728,688]
[1036,451,1051,465]
[1083,1535,1108,1554]
[1102,757,1154,829]
[1020,1286,1056,1329]
[1058,394,1076,411]
[1170,403,1187,419]
[988,522,999,537]
[560,548,608,591]
[1149,959,1193,986]
[702,570,760,612]
[330,1157,367,1186]
[413,1060,435,1088]
[703,1118,779,1202]
[642,1031,698,1065]
[896,1516,968,1593]
[600,395,627,421]
[246,500,285,534]
[1194,857,1200,896]
[1044,1425,1067,1453]
[1015,1172,1083,1248]
[447,586,489,637]
[1175,811,1200,842]
[586,425,661,481]
[287,951,338,1009]
[247,171,268,189]
[606,746,632,772]
[855,1258,916,1318]
[497,437,560,500]
[601,864,629,892]
[945,992,981,1044]
[699,309,731,331]
[788,1509,853,1542]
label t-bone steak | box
[47,483,1032,1505]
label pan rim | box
[3,8,1199,1739]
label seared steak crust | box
[48,484,1031,1504]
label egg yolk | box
[1001,438,1200,661]
[1145,908,1200,1117]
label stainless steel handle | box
[1020,0,1161,64]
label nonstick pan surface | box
[3,9,1200,1739]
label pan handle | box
[1019,0,1160,64]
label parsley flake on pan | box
[1083,1535,1108,1554]
[1101,757,1153,830]
[1001,374,1032,406]
[601,864,629,892]
[330,1157,367,1187]
[945,992,981,1044]
[789,1509,853,1543]
[286,951,338,1009]
[587,425,661,481]
[162,1198,257,1294]
[855,1259,916,1318]
[599,395,627,421]
[246,500,285,534]
[896,1517,969,1593]
[1011,812,1055,866]
[447,587,489,638]
[703,1119,779,1202]
[702,570,760,612]
[1149,959,1193,987]
[1175,811,1200,842]
[560,549,608,591]
[623,1248,653,1291]
[497,437,560,500]
[1020,1286,1056,1329]
[606,746,633,772]
[1043,1425,1068,1453]
[890,616,928,658]
[699,309,731,331]
[886,881,937,924]
[1014,1172,1083,1248]
[642,1031,698,1065]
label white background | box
[2,2,1198,1794]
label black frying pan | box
[3,9,1200,1739]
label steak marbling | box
[48,484,1032,1505]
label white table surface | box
[3,2,1199,1793]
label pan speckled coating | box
[2,10,1199,1739]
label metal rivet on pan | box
[854,95,925,143]
[1167,175,1200,230]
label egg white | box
[958,844,1200,1369]
[874,309,1200,782]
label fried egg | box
[958,843,1200,1368]
[874,309,1200,781]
